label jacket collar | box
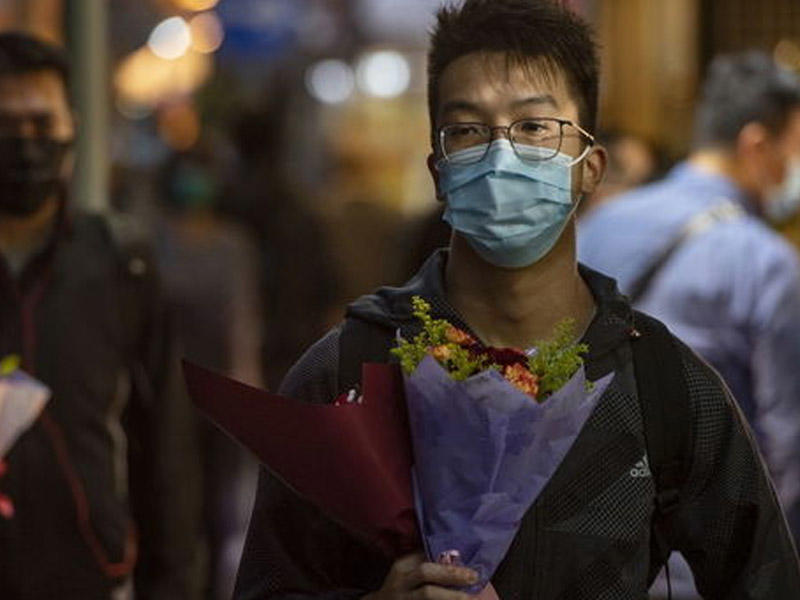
[348,249,635,370]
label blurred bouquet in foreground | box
[0,355,51,518]
[184,297,612,596]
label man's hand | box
[364,553,479,600]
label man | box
[579,52,800,597]
[236,2,800,598]
[0,32,202,598]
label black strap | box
[631,311,693,581]
[337,317,397,394]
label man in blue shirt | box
[579,51,800,597]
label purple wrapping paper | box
[404,356,614,591]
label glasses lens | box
[510,119,561,161]
[442,123,490,164]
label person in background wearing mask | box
[235,3,800,599]
[0,32,203,599]
[579,51,800,598]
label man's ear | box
[580,144,608,196]
[737,121,770,158]
[428,152,444,201]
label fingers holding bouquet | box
[366,553,478,600]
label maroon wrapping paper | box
[182,360,419,556]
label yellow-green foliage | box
[391,297,488,380]
[528,319,589,398]
[392,297,589,396]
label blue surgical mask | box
[438,139,579,268]
[766,157,800,224]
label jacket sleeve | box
[127,274,205,600]
[234,327,391,600]
[670,342,800,598]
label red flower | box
[484,346,529,368]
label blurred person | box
[155,145,262,600]
[230,101,340,390]
[236,3,800,599]
[579,51,800,598]
[0,32,202,599]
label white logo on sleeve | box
[630,454,652,478]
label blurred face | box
[0,69,75,216]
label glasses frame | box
[438,117,596,167]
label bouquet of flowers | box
[183,297,612,595]
[391,298,612,592]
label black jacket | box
[235,250,800,599]
[0,211,203,599]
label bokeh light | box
[356,50,411,99]
[148,17,192,60]
[189,12,225,54]
[171,0,220,11]
[115,47,213,108]
[158,102,201,150]
[305,59,355,105]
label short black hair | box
[427,0,599,145]
[693,51,800,149]
[0,31,70,90]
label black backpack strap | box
[337,316,397,395]
[630,311,693,576]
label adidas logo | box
[630,454,652,478]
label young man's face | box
[428,51,605,200]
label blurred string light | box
[190,12,225,54]
[148,16,192,60]
[305,59,355,105]
[171,0,220,11]
[356,51,411,98]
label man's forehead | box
[437,52,573,113]
[0,70,67,104]
[0,71,68,114]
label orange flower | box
[445,326,476,347]
[430,345,453,362]
[503,363,540,400]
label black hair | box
[427,0,599,145]
[693,51,800,149]
[0,31,70,91]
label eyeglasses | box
[438,117,595,165]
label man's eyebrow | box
[440,100,483,116]
[510,94,559,110]
[440,95,559,117]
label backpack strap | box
[337,316,397,395]
[630,311,693,578]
